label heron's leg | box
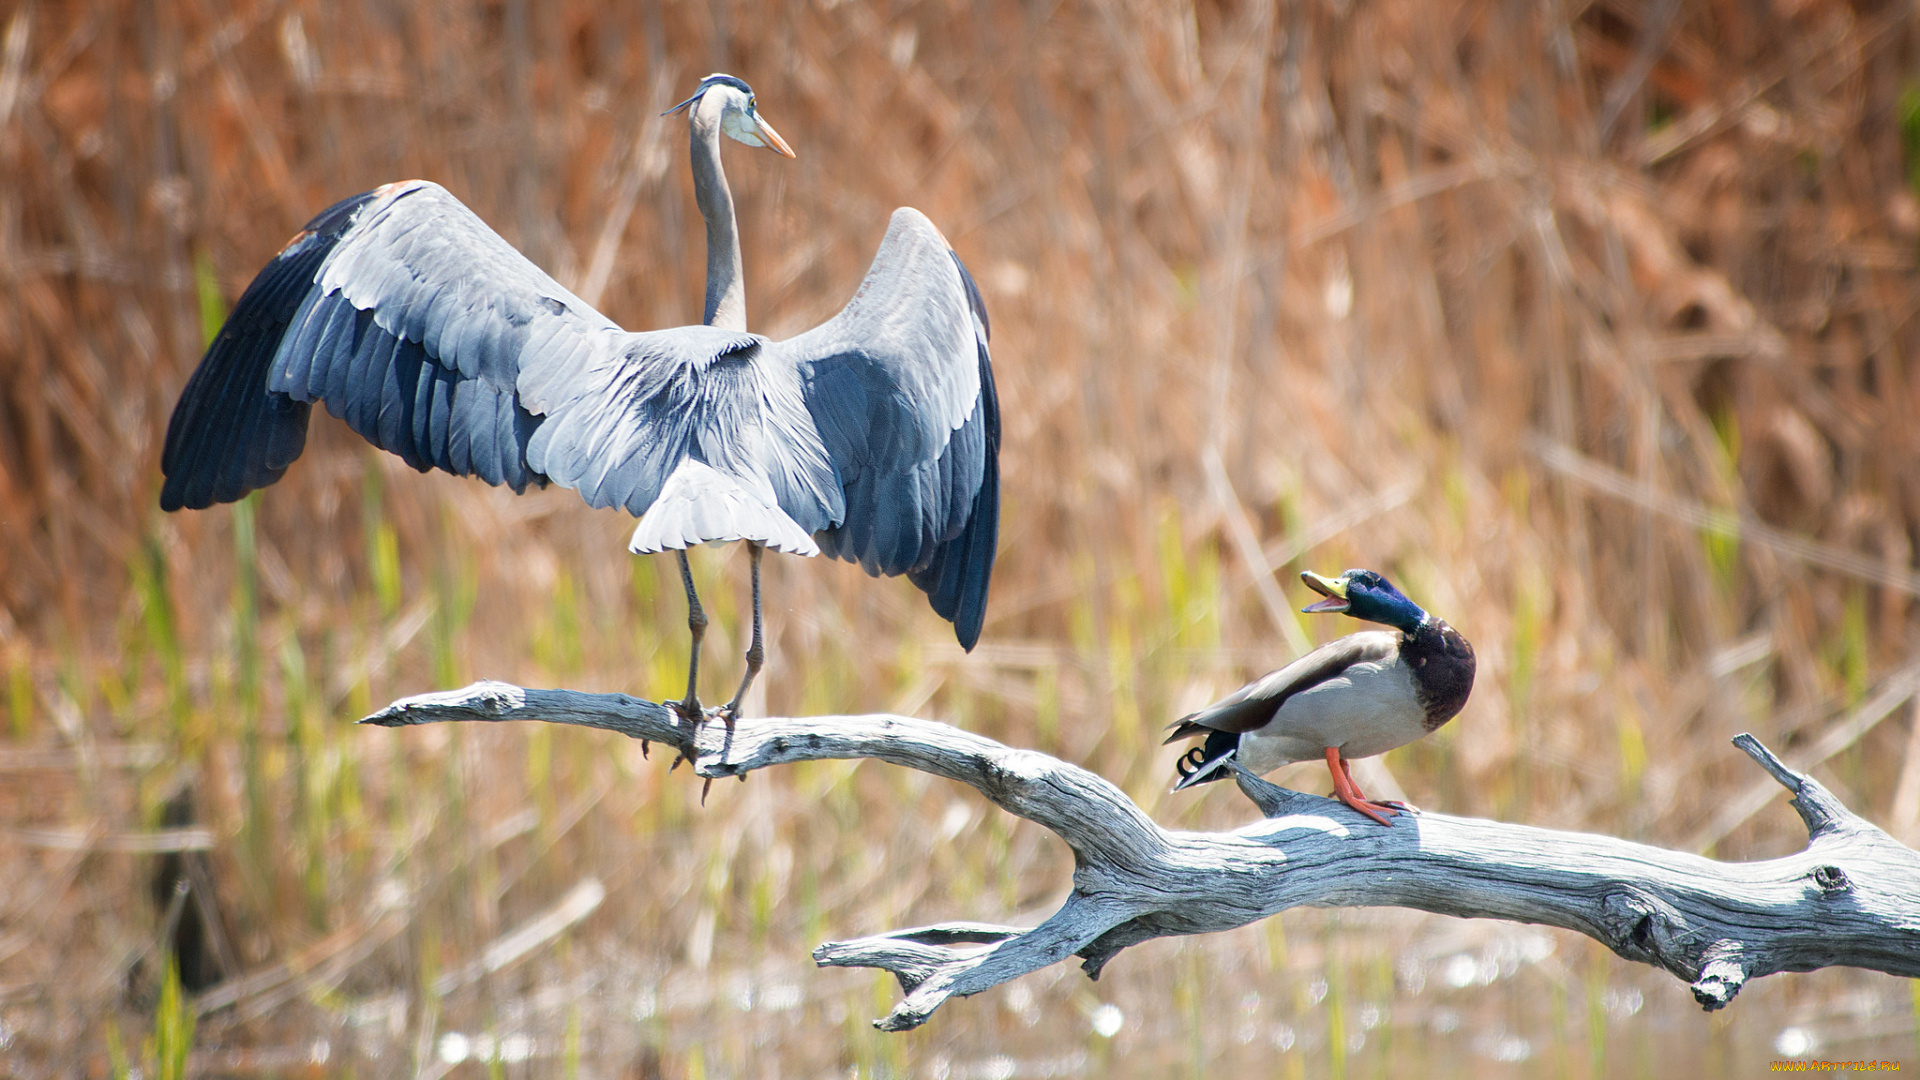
[670,549,707,723]
[719,542,764,726]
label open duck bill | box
[1300,570,1350,613]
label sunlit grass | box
[148,958,195,1080]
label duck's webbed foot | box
[1336,791,1403,827]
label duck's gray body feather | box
[1174,632,1425,768]
[1169,618,1474,788]
[1228,633,1425,769]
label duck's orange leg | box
[1324,747,1399,827]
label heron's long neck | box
[689,109,746,330]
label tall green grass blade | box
[1838,587,1869,706]
[1509,561,1546,718]
[430,507,477,690]
[527,723,554,841]
[1107,574,1142,779]
[193,248,226,348]
[7,649,31,740]
[363,463,402,619]
[149,956,197,1080]
[105,1020,131,1080]
[535,571,583,681]
[280,629,328,928]
[565,1004,582,1080]
[1034,662,1061,751]
[231,492,260,714]
[135,536,187,727]
[1910,977,1920,1060]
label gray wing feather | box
[770,208,1000,648]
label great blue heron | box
[159,73,1000,724]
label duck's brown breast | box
[1402,620,1475,730]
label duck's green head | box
[1301,568,1429,632]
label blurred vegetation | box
[3,0,1920,1075]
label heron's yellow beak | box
[1300,570,1350,613]
[755,115,796,158]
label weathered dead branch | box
[365,681,1920,1031]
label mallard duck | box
[1166,568,1475,825]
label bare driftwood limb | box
[364,681,1920,1031]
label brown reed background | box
[3,0,1920,1075]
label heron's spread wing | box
[161,183,995,605]
[773,208,1000,649]
[160,180,618,511]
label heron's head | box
[665,74,796,158]
[1300,568,1429,632]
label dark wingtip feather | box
[910,331,1000,652]
[945,456,997,651]
[159,189,379,510]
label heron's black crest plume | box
[664,73,757,117]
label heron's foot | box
[704,704,751,784]
[666,742,700,773]
[1373,799,1421,815]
